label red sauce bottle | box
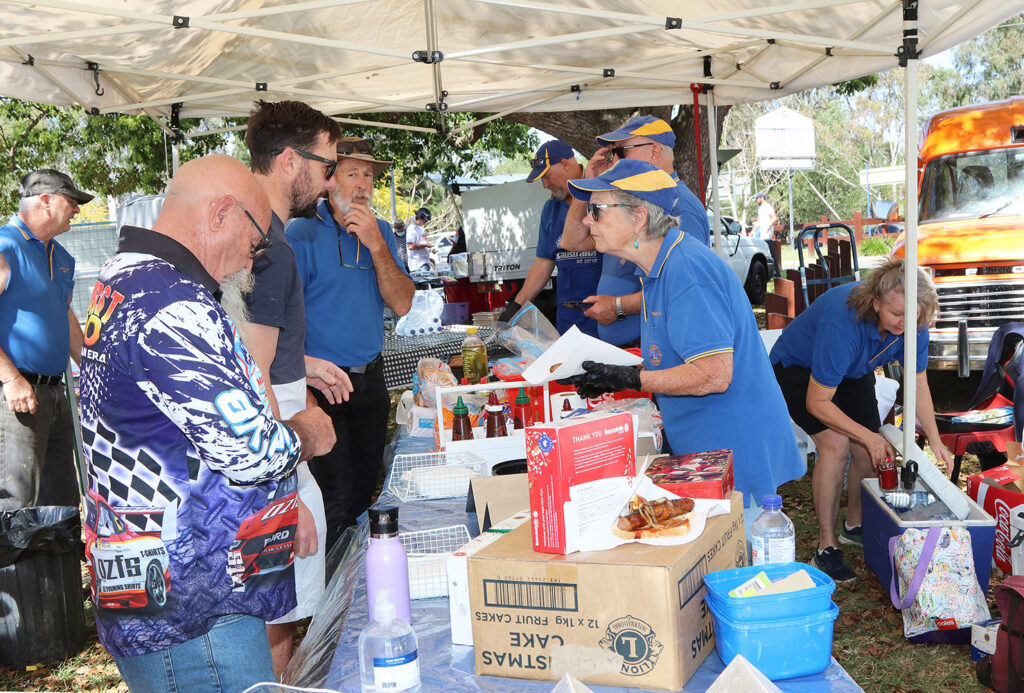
[485,392,508,438]
[451,396,473,441]
[512,387,534,430]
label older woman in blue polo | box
[561,159,804,531]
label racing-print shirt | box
[78,227,302,657]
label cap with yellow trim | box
[567,159,678,214]
[526,140,574,183]
[596,115,675,148]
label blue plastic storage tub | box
[703,562,835,621]
[709,600,839,680]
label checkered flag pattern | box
[83,419,182,532]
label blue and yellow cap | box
[567,159,678,214]
[526,140,574,183]
[597,115,675,148]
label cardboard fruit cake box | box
[467,492,745,691]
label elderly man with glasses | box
[0,169,91,513]
[498,140,602,336]
[77,154,336,692]
[286,136,414,549]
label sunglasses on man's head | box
[584,202,635,221]
[273,146,338,180]
[337,140,374,156]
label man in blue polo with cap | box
[0,168,91,511]
[560,115,711,346]
[499,140,602,336]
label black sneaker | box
[839,522,863,547]
[813,546,857,583]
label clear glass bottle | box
[461,327,487,384]
[750,493,796,565]
[359,590,421,693]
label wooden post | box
[853,210,863,243]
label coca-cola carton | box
[525,410,635,554]
[967,443,1024,574]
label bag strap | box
[890,526,942,610]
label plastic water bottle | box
[359,590,421,692]
[750,494,796,565]
[365,507,412,625]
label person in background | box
[752,192,778,240]
[406,207,433,271]
[560,115,710,345]
[393,219,409,270]
[0,169,90,512]
[560,159,804,542]
[244,99,353,677]
[78,154,335,691]
[287,136,415,549]
[498,140,602,336]
[448,225,467,259]
[769,257,953,583]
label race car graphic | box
[84,491,172,611]
[227,476,298,589]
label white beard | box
[219,269,255,349]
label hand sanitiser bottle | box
[359,590,421,692]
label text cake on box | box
[525,410,635,554]
[467,492,746,691]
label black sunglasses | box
[337,140,374,156]
[610,142,656,160]
[273,146,338,180]
[235,201,272,260]
[584,202,635,221]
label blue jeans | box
[113,614,276,692]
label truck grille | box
[934,279,1024,330]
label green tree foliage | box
[0,98,238,215]
[925,14,1024,107]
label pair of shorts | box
[772,363,880,436]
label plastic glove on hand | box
[497,300,522,324]
[558,360,641,399]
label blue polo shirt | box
[640,226,803,503]
[0,216,74,375]
[769,282,929,389]
[672,173,710,247]
[596,254,641,346]
[286,200,407,368]
[535,197,602,336]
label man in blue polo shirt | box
[0,169,90,511]
[287,137,414,547]
[498,140,602,336]
[560,116,710,346]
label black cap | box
[414,207,432,222]
[369,506,399,535]
[19,169,95,204]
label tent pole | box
[706,88,722,255]
[900,0,919,464]
[788,167,794,241]
[389,169,399,225]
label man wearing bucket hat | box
[559,115,711,347]
[287,136,414,549]
[560,159,803,536]
[0,169,91,512]
[406,207,433,272]
[498,140,602,336]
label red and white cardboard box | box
[525,410,635,554]
[967,443,1024,574]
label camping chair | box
[921,323,1023,484]
[793,223,861,308]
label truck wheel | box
[745,260,768,305]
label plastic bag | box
[412,358,457,408]
[0,506,82,569]
[591,397,664,452]
[495,301,559,362]
[395,289,444,336]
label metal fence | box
[62,221,118,319]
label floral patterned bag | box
[889,526,991,640]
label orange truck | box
[893,97,1024,373]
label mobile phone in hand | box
[561,301,593,311]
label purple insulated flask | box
[366,506,412,625]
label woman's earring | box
[633,239,640,249]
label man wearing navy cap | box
[0,169,91,510]
[560,115,710,346]
[498,140,602,336]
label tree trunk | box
[506,102,731,203]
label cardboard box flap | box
[467,474,529,531]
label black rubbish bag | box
[0,506,87,667]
